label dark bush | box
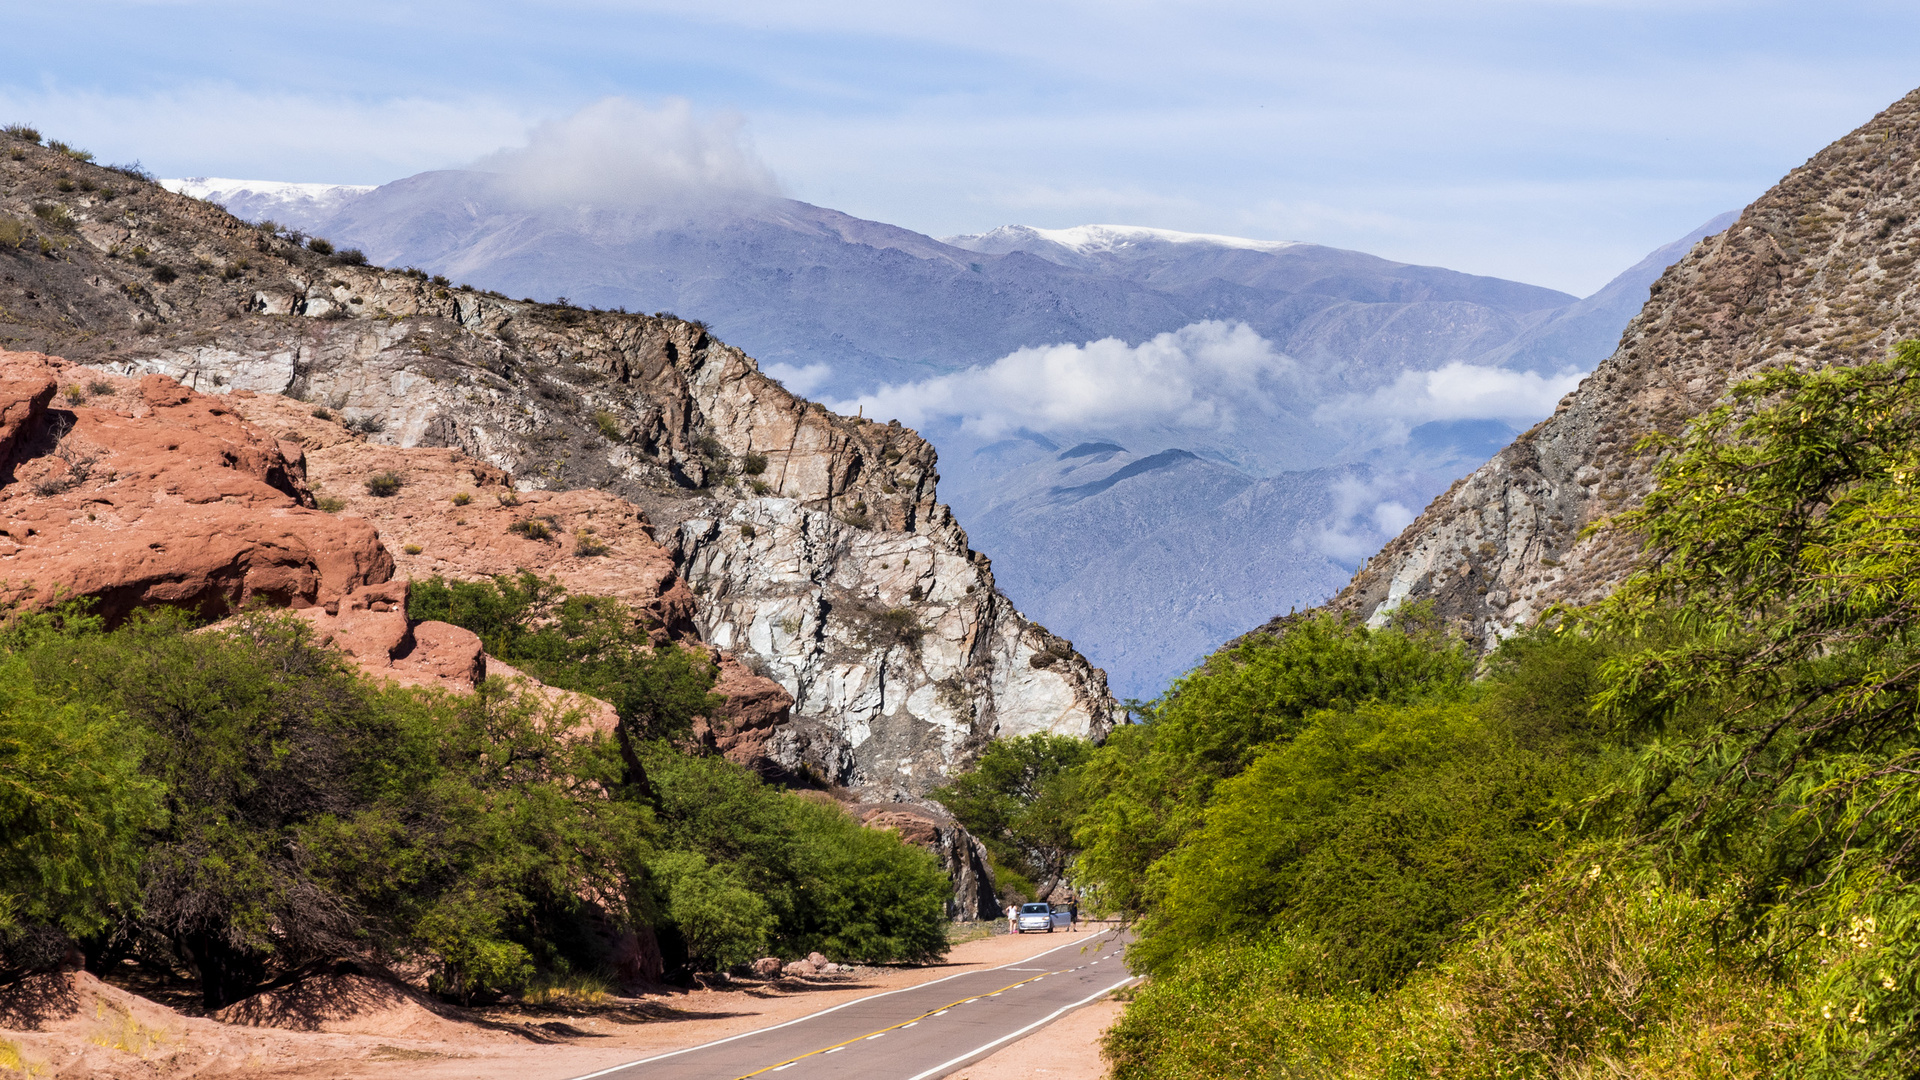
[334,248,367,266]
[363,471,402,497]
[30,203,71,230]
[150,265,178,284]
[3,123,41,143]
[307,237,334,255]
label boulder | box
[751,957,783,978]
[782,960,818,978]
[693,654,797,776]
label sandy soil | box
[955,998,1125,1080]
[0,926,1128,1079]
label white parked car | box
[1015,902,1055,933]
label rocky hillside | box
[0,132,1113,804]
[1318,88,1920,646]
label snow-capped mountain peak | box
[943,222,1302,261]
[160,177,374,232]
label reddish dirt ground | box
[0,926,1128,1079]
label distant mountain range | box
[164,173,1733,697]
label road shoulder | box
[952,997,1123,1080]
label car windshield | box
[1021,903,1051,913]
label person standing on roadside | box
[1069,902,1079,932]
[1005,902,1018,934]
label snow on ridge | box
[161,177,375,201]
[950,223,1303,255]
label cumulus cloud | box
[1312,472,1423,564]
[830,321,1299,442]
[764,361,833,396]
[1315,361,1582,429]
[475,97,781,211]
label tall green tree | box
[932,733,1092,898]
[0,621,157,969]
[410,573,725,798]
[1073,609,1473,915]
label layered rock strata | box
[0,142,1114,798]
[1309,87,1920,646]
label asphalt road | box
[565,929,1135,1080]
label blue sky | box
[9,1,1920,293]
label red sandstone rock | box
[0,352,392,621]
[216,391,787,732]
[697,655,796,774]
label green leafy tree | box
[931,733,1092,899]
[0,632,158,965]
[1136,698,1576,983]
[410,573,725,798]
[643,745,950,966]
[1074,609,1473,916]
[1580,343,1920,1071]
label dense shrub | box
[1107,871,1802,1080]
[0,612,157,957]
[1074,608,1473,916]
[0,571,951,1007]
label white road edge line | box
[559,932,1124,1080]
[900,974,1142,1080]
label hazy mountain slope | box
[1477,211,1739,374]
[173,170,1719,697]
[938,438,1412,696]
[1314,89,1920,649]
[194,171,1579,403]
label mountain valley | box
[168,174,1731,694]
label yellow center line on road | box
[726,966,1077,1079]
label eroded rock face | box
[0,201,1114,797]
[0,351,392,620]
[1308,87,1920,647]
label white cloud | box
[830,321,1298,441]
[475,97,780,211]
[1313,473,1424,564]
[764,361,833,396]
[1314,362,1582,429]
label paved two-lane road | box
[566,930,1135,1080]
